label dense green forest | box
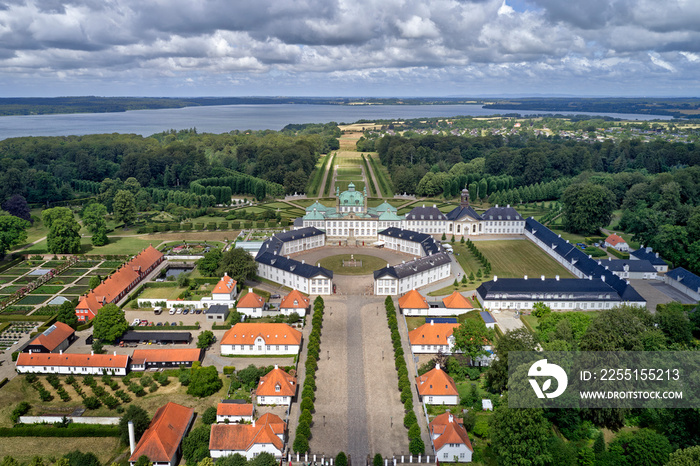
[0,123,340,206]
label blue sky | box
[0,0,699,97]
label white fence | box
[19,416,120,425]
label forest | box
[0,124,340,206]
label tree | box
[63,451,101,466]
[201,406,217,425]
[561,183,615,235]
[182,425,210,465]
[531,302,552,318]
[666,445,700,466]
[133,457,151,466]
[657,301,692,345]
[43,207,81,254]
[2,195,32,223]
[0,457,19,466]
[461,274,467,284]
[187,365,223,397]
[593,430,606,458]
[119,405,150,445]
[452,319,495,364]
[216,248,257,284]
[197,248,222,276]
[373,454,383,466]
[490,395,552,466]
[197,330,215,349]
[335,452,348,466]
[606,428,672,466]
[56,301,78,329]
[215,454,247,466]
[249,453,276,466]
[409,437,425,455]
[0,215,29,256]
[485,328,538,393]
[81,203,107,234]
[93,304,128,343]
[112,190,137,226]
[579,305,653,351]
[88,276,101,290]
[91,227,108,246]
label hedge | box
[76,320,93,331]
[607,248,630,259]
[0,425,120,437]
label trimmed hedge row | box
[607,247,630,259]
[385,296,425,455]
[293,296,324,453]
[0,425,120,437]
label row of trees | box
[293,296,325,453]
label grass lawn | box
[478,240,574,279]
[23,236,155,256]
[139,286,187,300]
[31,285,65,294]
[17,295,51,305]
[319,254,387,275]
[521,310,601,335]
[0,437,123,465]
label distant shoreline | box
[0,96,699,118]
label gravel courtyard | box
[310,295,408,461]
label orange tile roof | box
[430,413,473,452]
[76,246,163,318]
[415,365,459,397]
[209,413,285,452]
[236,291,265,309]
[442,291,473,309]
[398,289,429,309]
[131,348,202,365]
[17,352,129,369]
[605,234,627,246]
[217,403,254,417]
[221,323,302,346]
[279,290,309,309]
[408,322,459,346]
[129,402,194,463]
[256,367,297,397]
[213,274,237,295]
[27,321,74,352]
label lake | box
[0,103,671,140]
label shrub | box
[299,397,314,413]
[373,454,383,466]
[293,434,309,453]
[10,402,31,423]
[409,437,425,455]
[404,409,417,428]
[408,423,420,440]
[83,396,101,410]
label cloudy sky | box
[1,0,699,97]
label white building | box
[209,413,285,459]
[409,321,459,354]
[256,365,297,406]
[631,246,669,273]
[212,273,238,301]
[601,258,658,280]
[415,364,460,405]
[235,289,268,317]
[279,290,310,316]
[16,352,129,376]
[480,204,526,235]
[220,323,302,356]
[129,402,194,466]
[216,402,254,423]
[604,233,630,252]
[374,253,452,296]
[429,413,474,462]
[255,227,333,295]
[664,267,700,302]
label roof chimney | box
[541,275,545,281]
[435,363,440,370]
[248,288,253,293]
[601,275,606,282]
[91,351,94,356]
[555,275,560,281]
[430,320,434,326]
[524,275,528,280]
[274,364,278,369]
[301,260,305,264]
[494,275,498,281]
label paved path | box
[347,301,370,460]
[316,154,333,198]
[363,154,383,198]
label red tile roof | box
[130,348,203,366]
[17,352,129,369]
[209,413,285,452]
[129,402,194,463]
[213,274,237,295]
[279,290,309,309]
[217,403,254,417]
[398,289,429,309]
[429,413,473,452]
[256,366,297,397]
[442,291,473,309]
[605,234,627,246]
[76,246,163,318]
[236,291,265,309]
[27,321,74,352]
[408,322,459,346]
[415,365,459,397]
[221,323,302,346]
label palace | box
[296,184,524,240]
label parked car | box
[156,322,163,326]
[132,319,141,326]
[170,322,178,326]
[271,294,281,299]
[154,308,163,315]
[183,309,189,315]
[176,309,182,314]
[194,309,202,314]
[168,308,175,315]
